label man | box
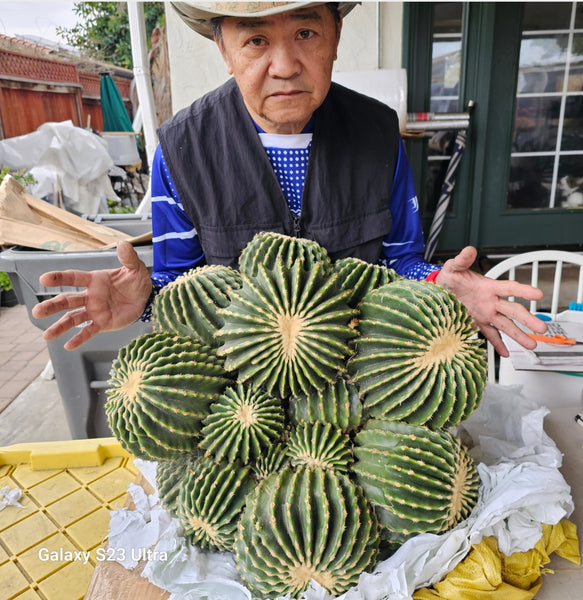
[32,1,546,357]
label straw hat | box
[171,2,359,40]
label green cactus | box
[288,376,362,431]
[234,466,379,598]
[332,256,400,307]
[152,265,242,346]
[351,419,481,544]
[239,231,332,277]
[156,451,201,516]
[106,332,234,460]
[216,259,358,398]
[250,441,290,481]
[177,455,255,552]
[349,279,486,428]
[287,422,353,473]
[199,383,286,464]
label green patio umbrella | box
[100,71,133,132]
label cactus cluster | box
[106,231,487,598]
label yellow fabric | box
[413,520,581,600]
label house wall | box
[165,1,404,113]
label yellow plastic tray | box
[0,438,137,600]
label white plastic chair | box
[484,250,583,383]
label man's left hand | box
[435,246,547,357]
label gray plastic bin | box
[0,215,154,438]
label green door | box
[405,2,583,254]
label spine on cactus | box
[332,256,400,307]
[106,332,234,460]
[152,265,242,347]
[177,455,256,552]
[239,231,332,277]
[348,279,486,428]
[288,376,363,431]
[199,383,286,464]
[351,419,481,544]
[234,466,379,598]
[216,259,359,398]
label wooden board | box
[0,175,133,251]
[0,174,151,251]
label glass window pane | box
[568,33,583,92]
[507,156,554,209]
[522,2,572,31]
[518,35,568,94]
[557,157,583,208]
[513,96,561,152]
[562,95,583,151]
[431,42,462,99]
[433,3,463,34]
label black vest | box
[158,78,399,267]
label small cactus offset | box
[351,419,481,545]
[234,466,379,598]
[152,265,242,346]
[199,383,286,464]
[287,422,353,473]
[239,231,332,277]
[332,256,400,307]
[250,441,290,481]
[288,376,363,431]
[349,279,486,428]
[106,332,234,460]
[216,259,359,398]
[177,455,256,552]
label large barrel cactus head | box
[349,279,487,428]
[177,455,256,552]
[332,256,400,307]
[106,332,234,460]
[239,231,332,277]
[199,383,286,464]
[152,265,242,346]
[234,466,379,598]
[351,419,480,545]
[216,259,359,398]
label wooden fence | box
[0,49,133,140]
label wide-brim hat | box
[171,2,359,40]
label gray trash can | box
[0,215,154,438]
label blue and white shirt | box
[147,127,439,313]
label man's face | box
[216,6,342,134]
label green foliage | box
[0,166,36,187]
[56,2,165,69]
[0,272,12,291]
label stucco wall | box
[165,1,404,113]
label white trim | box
[153,229,197,243]
[151,195,184,210]
[258,133,313,149]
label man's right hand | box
[31,241,153,350]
